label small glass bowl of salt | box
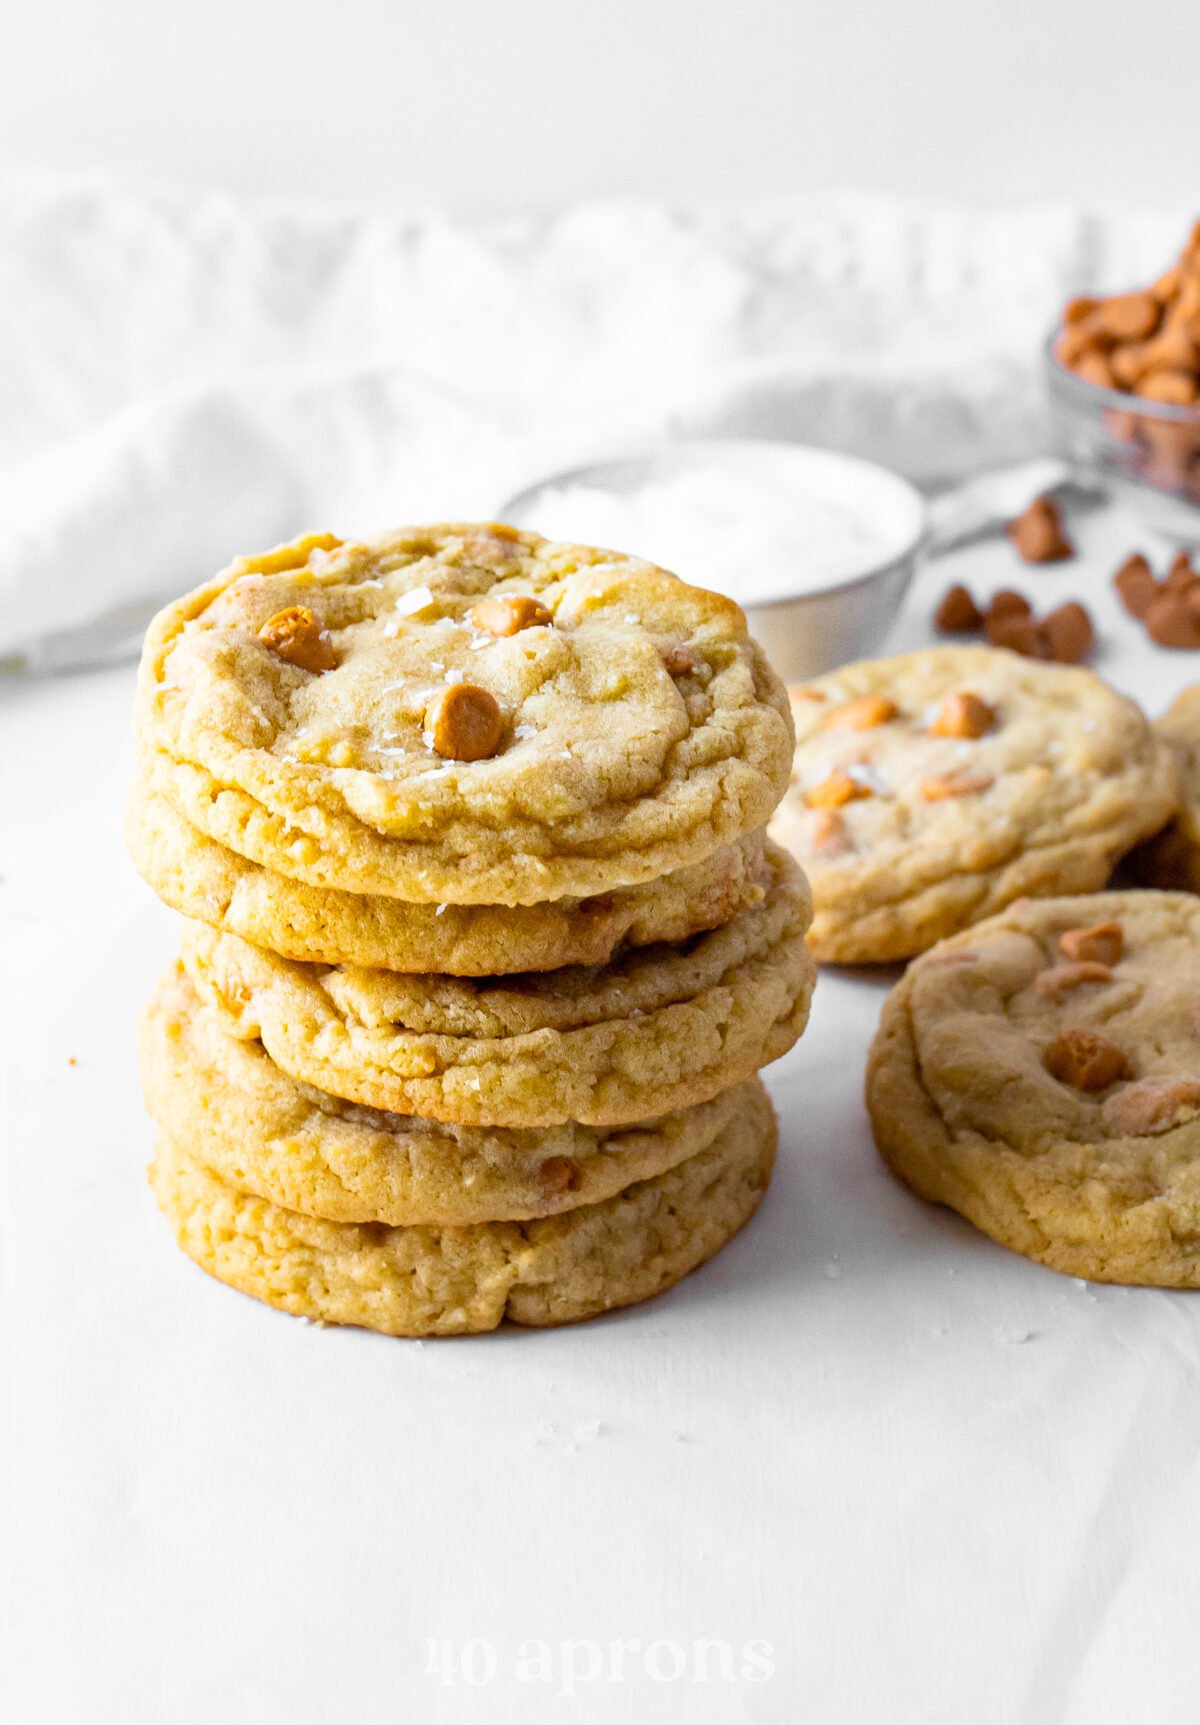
[499,440,927,683]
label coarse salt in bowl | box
[499,440,927,682]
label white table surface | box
[6,501,1200,1725]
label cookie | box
[1126,685,1200,892]
[127,778,769,974]
[179,842,815,1127]
[140,962,759,1225]
[148,1086,777,1334]
[771,647,1178,963]
[133,525,794,906]
[867,890,1200,1286]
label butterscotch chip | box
[424,684,504,761]
[985,612,1050,659]
[257,606,338,673]
[930,691,995,739]
[808,807,851,856]
[988,590,1032,623]
[538,1156,583,1197]
[1064,296,1100,325]
[919,771,993,802]
[1167,551,1196,591]
[790,685,828,702]
[1104,1077,1200,1136]
[1109,342,1154,389]
[804,771,874,808]
[1145,593,1200,649]
[1060,921,1124,966]
[1034,960,1113,1001]
[824,694,898,732]
[1073,351,1117,388]
[934,584,983,634]
[1006,496,1074,564]
[1041,602,1095,665]
[1136,369,1199,406]
[1044,1028,1131,1092]
[1113,553,1159,618]
[1097,293,1161,343]
[467,593,553,635]
[662,645,702,677]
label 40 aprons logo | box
[424,1637,775,1694]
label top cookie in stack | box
[131,523,795,972]
[130,524,813,1335]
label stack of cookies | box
[130,524,814,1335]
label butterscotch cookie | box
[867,890,1200,1286]
[1126,686,1200,891]
[148,1085,777,1334]
[140,962,758,1225]
[134,525,794,906]
[772,647,1178,963]
[179,843,815,1127]
[127,778,769,974]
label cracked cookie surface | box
[128,779,769,974]
[140,962,759,1225]
[772,647,1177,964]
[179,842,815,1127]
[867,890,1200,1285]
[148,1084,777,1335]
[134,524,794,905]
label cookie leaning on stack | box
[771,646,1178,964]
[130,523,812,1335]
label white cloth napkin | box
[0,179,1186,668]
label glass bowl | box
[1044,333,1200,543]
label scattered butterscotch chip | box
[257,606,338,673]
[934,584,983,634]
[1060,921,1124,966]
[989,590,1033,622]
[1041,601,1095,665]
[804,770,874,809]
[1145,590,1200,649]
[985,612,1051,659]
[919,770,993,801]
[466,593,553,636]
[1034,960,1113,1001]
[1044,1028,1131,1092]
[1167,550,1196,591]
[1006,495,1074,564]
[824,694,898,732]
[1103,1076,1200,1135]
[1113,553,1159,617]
[424,683,504,761]
[662,645,702,677]
[930,690,995,740]
[790,685,828,702]
[538,1155,582,1197]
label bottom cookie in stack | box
[140,966,778,1334]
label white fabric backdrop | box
[0,179,1189,662]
